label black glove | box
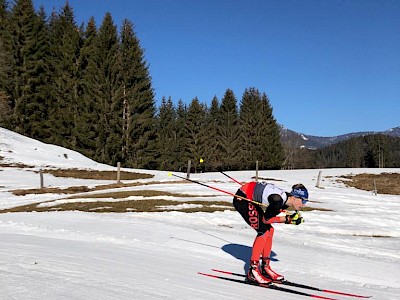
[285,211,304,225]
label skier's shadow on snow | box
[222,244,278,273]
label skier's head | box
[290,184,308,204]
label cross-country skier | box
[233,182,308,284]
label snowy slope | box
[0,127,399,300]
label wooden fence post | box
[316,171,322,188]
[39,169,44,189]
[117,162,121,183]
[255,160,259,182]
[186,160,191,179]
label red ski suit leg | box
[251,227,274,261]
[232,188,274,262]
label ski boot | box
[246,260,272,284]
[261,260,284,282]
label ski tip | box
[211,269,231,275]
[198,272,218,279]
[322,289,372,298]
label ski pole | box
[199,158,243,186]
[220,171,242,185]
[168,173,268,207]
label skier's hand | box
[285,212,304,225]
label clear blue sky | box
[32,0,399,137]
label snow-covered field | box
[0,127,399,300]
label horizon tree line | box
[0,0,284,171]
[3,1,397,171]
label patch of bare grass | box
[10,180,186,196]
[0,196,327,214]
[65,190,211,199]
[40,168,153,180]
[252,176,285,182]
[0,192,330,214]
[338,172,400,195]
[287,206,332,212]
[0,199,235,214]
[351,234,391,238]
[13,186,91,196]
[0,162,35,168]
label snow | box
[0,127,400,299]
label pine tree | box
[24,7,53,139]
[91,12,120,164]
[120,19,157,168]
[74,16,100,158]
[185,97,207,172]
[156,96,177,170]
[202,96,222,171]
[219,89,240,170]
[0,0,13,125]
[239,87,262,169]
[239,87,283,170]
[175,99,189,171]
[8,0,51,137]
[258,92,283,169]
[345,138,362,167]
[47,2,82,148]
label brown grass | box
[0,195,327,214]
[287,205,332,212]
[252,176,285,182]
[338,172,400,195]
[0,162,35,168]
[10,181,184,196]
[40,168,154,180]
[2,185,328,214]
[0,198,234,214]
[65,190,211,199]
[4,168,397,214]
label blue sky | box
[32,0,399,136]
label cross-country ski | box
[198,271,340,300]
[210,269,371,298]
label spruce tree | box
[0,0,13,125]
[8,0,51,137]
[219,89,240,170]
[185,97,207,172]
[239,87,283,170]
[175,99,189,171]
[345,138,362,167]
[156,96,177,170]
[92,12,120,164]
[74,16,100,159]
[239,87,262,169]
[24,7,53,139]
[258,92,283,169]
[47,2,82,148]
[120,19,156,168]
[202,96,222,171]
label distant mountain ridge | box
[280,126,400,149]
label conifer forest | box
[1,0,398,170]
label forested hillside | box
[1,1,398,171]
[284,134,400,169]
[280,126,400,149]
[0,0,283,171]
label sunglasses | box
[296,197,308,204]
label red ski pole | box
[199,158,243,186]
[169,173,267,207]
[220,171,243,185]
